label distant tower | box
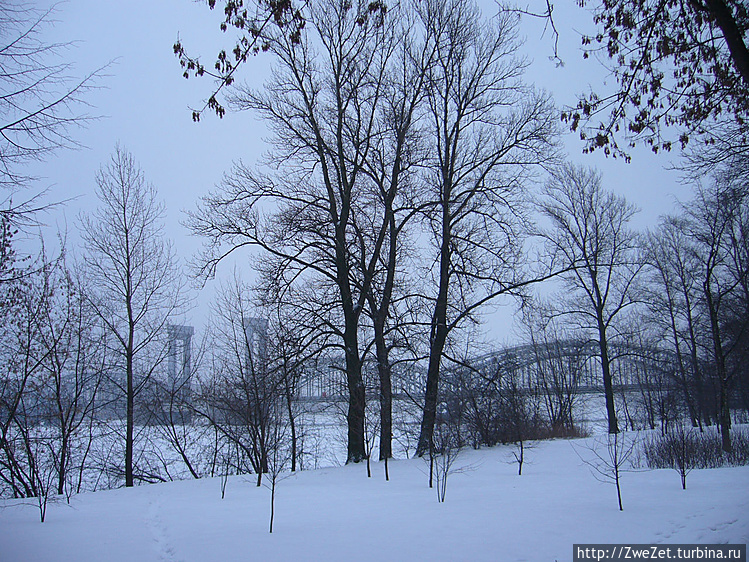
[167,324,194,391]
[242,317,268,373]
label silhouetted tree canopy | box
[174,0,387,121]
[563,0,749,161]
[0,2,98,191]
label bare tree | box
[0,247,54,508]
[264,409,290,533]
[414,0,558,456]
[644,217,712,429]
[0,236,108,519]
[449,357,503,450]
[0,1,100,213]
[188,0,394,464]
[501,368,541,476]
[186,0,556,465]
[620,329,681,433]
[37,255,104,497]
[266,314,305,474]
[575,432,638,511]
[522,304,584,435]
[357,6,438,465]
[665,423,698,490]
[254,258,338,474]
[145,331,213,481]
[683,162,749,453]
[79,147,185,487]
[430,413,470,502]
[197,274,289,487]
[539,164,643,435]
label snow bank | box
[1,436,747,561]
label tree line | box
[1,0,748,520]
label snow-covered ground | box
[1,435,747,562]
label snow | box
[1,436,747,561]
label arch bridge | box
[295,339,680,402]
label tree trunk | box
[334,200,366,463]
[517,440,524,476]
[667,298,699,427]
[686,301,708,428]
[125,343,135,488]
[57,433,68,496]
[284,376,297,472]
[705,285,732,452]
[269,480,275,533]
[417,198,451,457]
[704,0,749,84]
[598,320,619,434]
[373,193,400,462]
[374,320,392,461]
[719,380,732,453]
[417,325,448,456]
[344,326,366,463]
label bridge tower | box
[243,317,269,374]
[167,324,194,392]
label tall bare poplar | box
[80,147,184,487]
[539,164,642,435]
[683,164,749,452]
[414,0,557,456]
[644,217,709,428]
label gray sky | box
[26,0,687,344]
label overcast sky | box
[25,0,687,344]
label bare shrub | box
[643,426,749,472]
[430,419,462,503]
[651,424,699,489]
